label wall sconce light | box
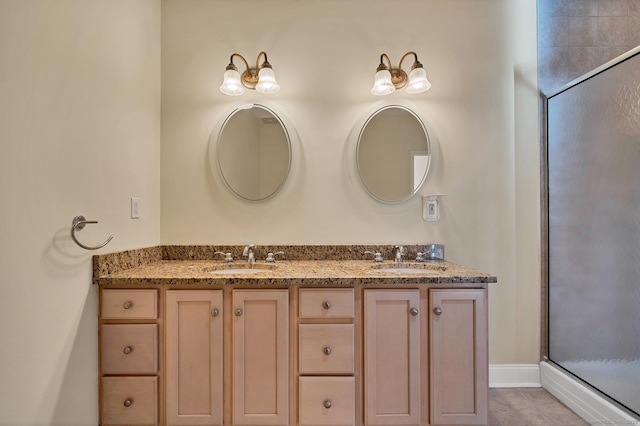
[371,51,431,96]
[220,51,280,96]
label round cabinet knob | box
[235,308,243,317]
[123,346,133,355]
[323,346,332,356]
[123,399,133,407]
[410,308,419,316]
[433,307,443,315]
[323,399,332,409]
[322,301,331,310]
[122,301,133,310]
[212,308,219,317]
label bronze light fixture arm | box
[373,51,428,92]
[397,51,414,69]
[376,53,393,72]
[226,53,250,72]
[225,51,274,90]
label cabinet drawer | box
[101,376,158,426]
[299,288,354,318]
[299,324,354,374]
[101,289,158,320]
[299,377,355,426]
[101,325,158,374]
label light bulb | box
[406,67,431,94]
[220,69,245,96]
[371,69,395,96]
[256,67,280,94]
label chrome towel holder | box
[71,215,113,250]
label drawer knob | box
[123,346,133,355]
[323,346,332,356]
[410,307,419,316]
[322,301,331,310]
[122,301,133,310]
[123,398,133,407]
[212,308,219,317]
[433,307,443,315]
[235,308,243,317]
[323,399,332,409]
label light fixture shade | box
[220,69,245,96]
[371,69,395,95]
[255,67,280,94]
[406,67,431,94]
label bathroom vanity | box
[94,245,496,426]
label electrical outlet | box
[131,197,140,219]
[423,196,439,221]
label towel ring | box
[71,215,113,250]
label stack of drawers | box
[100,289,159,426]
[298,288,355,426]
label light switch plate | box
[131,197,140,219]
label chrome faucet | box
[394,245,406,263]
[243,244,256,264]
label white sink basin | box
[205,264,275,275]
[372,263,446,274]
[210,268,271,275]
[377,267,437,274]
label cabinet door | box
[166,290,223,425]
[430,289,487,425]
[232,290,289,425]
[364,290,421,425]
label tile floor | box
[489,388,585,426]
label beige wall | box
[161,0,539,365]
[0,1,161,425]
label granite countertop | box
[95,258,497,286]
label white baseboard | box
[489,364,541,388]
[540,361,639,424]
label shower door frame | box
[542,45,640,419]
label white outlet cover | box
[422,195,440,222]
[131,197,140,219]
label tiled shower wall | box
[538,0,640,95]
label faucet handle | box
[214,251,234,263]
[265,251,285,263]
[415,252,425,263]
[364,251,384,263]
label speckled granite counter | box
[93,245,497,286]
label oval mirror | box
[216,104,292,201]
[356,105,431,203]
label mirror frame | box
[215,103,292,202]
[356,104,431,204]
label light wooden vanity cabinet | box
[430,289,488,425]
[165,290,223,425]
[298,288,356,426]
[232,290,289,425]
[98,283,489,426]
[100,289,159,426]
[163,289,289,426]
[364,290,422,425]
